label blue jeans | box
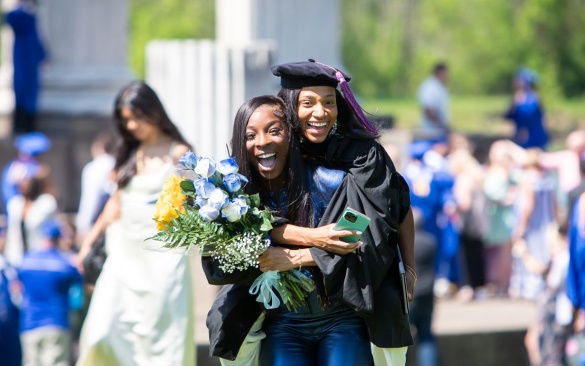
[260,311,374,366]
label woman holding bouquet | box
[76,81,195,365]
[208,61,415,366]
[204,95,369,365]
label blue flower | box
[194,196,208,208]
[179,150,197,169]
[232,197,249,215]
[199,205,220,221]
[221,202,242,222]
[194,179,215,199]
[222,173,242,193]
[195,156,216,178]
[217,157,239,175]
[208,188,228,209]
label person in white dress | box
[75,81,195,366]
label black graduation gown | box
[204,135,413,359]
[202,257,264,360]
[307,135,413,347]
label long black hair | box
[231,95,313,228]
[112,81,189,188]
[277,88,379,141]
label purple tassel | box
[335,72,379,136]
[313,61,379,136]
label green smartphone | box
[333,207,371,243]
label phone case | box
[333,207,371,243]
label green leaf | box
[260,217,273,232]
[180,179,195,195]
[249,193,261,207]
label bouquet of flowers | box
[149,150,315,311]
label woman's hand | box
[258,247,298,272]
[301,224,361,255]
[405,264,417,302]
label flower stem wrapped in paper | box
[149,151,314,311]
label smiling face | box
[297,86,338,143]
[245,105,290,184]
[120,107,160,143]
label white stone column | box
[216,0,343,68]
[35,0,134,116]
[0,0,18,118]
[146,40,276,160]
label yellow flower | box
[153,175,187,229]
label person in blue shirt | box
[0,225,22,366]
[504,68,548,150]
[568,193,585,318]
[17,219,82,366]
[1,131,51,213]
[4,0,46,135]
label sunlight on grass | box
[363,95,585,150]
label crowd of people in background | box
[0,55,584,366]
[398,128,585,365]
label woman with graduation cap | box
[264,59,415,365]
[206,61,415,366]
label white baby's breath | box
[212,232,270,273]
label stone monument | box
[0,0,133,212]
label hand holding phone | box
[333,208,371,243]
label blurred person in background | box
[567,153,585,226]
[405,138,458,298]
[482,140,519,297]
[408,208,439,366]
[1,131,51,214]
[3,0,47,134]
[16,219,82,366]
[75,81,195,366]
[5,170,58,266]
[75,132,116,243]
[504,68,548,150]
[509,149,557,300]
[519,224,573,365]
[539,130,585,220]
[417,63,450,138]
[449,146,488,302]
[0,225,22,366]
[567,190,585,366]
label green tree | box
[130,0,215,77]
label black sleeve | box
[309,140,407,316]
[201,257,262,286]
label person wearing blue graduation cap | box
[1,131,51,214]
[504,68,549,150]
[4,0,47,135]
[16,219,82,366]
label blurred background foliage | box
[342,0,585,99]
[130,0,214,78]
[130,0,585,146]
[131,0,585,99]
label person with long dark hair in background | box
[76,81,195,365]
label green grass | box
[362,95,585,150]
